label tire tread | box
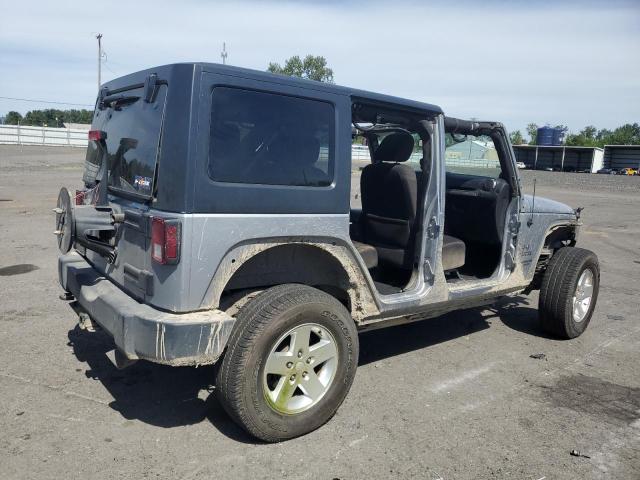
[539,247,599,338]
[216,284,356,442]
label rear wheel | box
[539,247,600,339]
[216,284,358,442]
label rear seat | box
[353,241,378,269]
[353,162,466,274]
[354,229,465,273]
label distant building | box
[445,139,499,168]
[603,145,640,170]
[513,145,604,173]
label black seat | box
[445,174,511,246]
[352,241,378,269]
[360,132,418,270]
[265,134,328,186]
[442,235,466,271]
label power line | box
[102,50,118,76]
[0,96,94,108]
[103,61,117,75]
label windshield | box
[444,133,500,177]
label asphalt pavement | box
[1,145,639,479]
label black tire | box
[216,284,359,442]
[539,247,600,339]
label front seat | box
[442,235,466,272]
[360,132,418,270]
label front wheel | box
[216,284,359,442]
[539,247,600,339]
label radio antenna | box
[527,178,537,227]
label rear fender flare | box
[201,239,379,321]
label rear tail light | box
[88,130,106,142]
[151,217,181,264]
[75,189,86,205]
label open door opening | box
[349,102,435,295]
[441,118,517,283]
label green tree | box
[509,130,524,145]
[565,123,640,148]
[526,123,538,145]
[609,123,640,145]
[565,125,596,147]
[595,128,612,141]
[581,125,597,140]
[13,109,94,127]
[565,132,596,147]
[268,55,334,83]
[4,111,23,124]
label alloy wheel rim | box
[573,268,594,323]
[262,323,338,415]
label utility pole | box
[221,42,228,65]
[96,33,103,91]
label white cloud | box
[0,0,638,134]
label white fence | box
[0,124,88,147]
[352,144,370,162]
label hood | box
[522,194,575,215]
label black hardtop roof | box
[102,62,443,115]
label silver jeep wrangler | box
[56,63,599,441]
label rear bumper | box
[58,252,234,366]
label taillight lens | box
[151,217,181,264]
[164,223,179,260]
[88,130,106,142]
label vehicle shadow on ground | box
[358,307,492,366]
[66,325,257,444]
[359,295,548,365]
[490,295,557,339]
[66,295,543,443]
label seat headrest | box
[297,136,321,167]
[269,134,320,167]
[373,132,414,163]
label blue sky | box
[0,0,638,135]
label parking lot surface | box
[1,146,639,479]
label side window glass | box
[444,133,502,178]
[209,87,334,187]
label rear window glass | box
[83,140,102,186]
[88,85,167,198]
[209,87,334,187]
